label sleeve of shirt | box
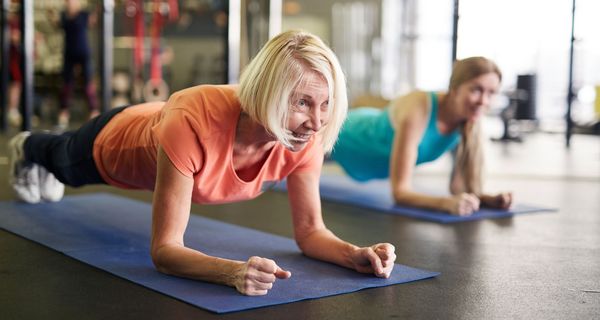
[152,106,205,178]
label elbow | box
[295,234,311,254]
[296,244,309,256]
[150,245,171,275]
[392,188,410,205]
[294,227,326,255]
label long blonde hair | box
[237,30,348,152]
[449,57,501,195]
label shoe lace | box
[14,163,39,187]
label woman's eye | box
[297,99,308,108]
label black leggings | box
[24,106,128,187]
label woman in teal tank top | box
[331,57,513,216]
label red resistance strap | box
[132,0,145,77]
[149,0,179,86]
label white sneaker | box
[8,108,22,127]
[57,111,70,131]
[39,166,65,202]
[8,132,41,203]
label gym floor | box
[1,119,599,319]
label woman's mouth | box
[291,132,311,142]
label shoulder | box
[390,90,430,127]
[171,84,237,98]
[168,84,239,108]
[164,85,241,130]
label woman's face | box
[454,72,500,122]
[286,71,330,152]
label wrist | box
[345,244,363,270]
[205,257,245,288]
[226,260,246,288]
[478,194,492,206]
[441,197,454,212]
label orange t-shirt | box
[93,84,323,204]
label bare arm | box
[287,170,396,278]
[150,146,289,295]
[449,141,512,211]
[88,7,98,28]
[389,92,480,215]
[451,170,512,211]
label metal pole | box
[268,0,281,38]
[566,0,576,147]
[0,0,9,132]
[20,0,33,131]
[99,0,114,113]
[451,0,459,63]
[228,0,241,84]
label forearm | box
[296,228,359,270]
[152,244,243,287]
[394,189,451,212]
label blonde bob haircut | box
[237,30,348,152]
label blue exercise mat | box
[0,193,439,313]
[272,174,556,223]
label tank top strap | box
[426,92,439,134]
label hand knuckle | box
[241,279,254,292]
[248,256,260,265]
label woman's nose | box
[478,93,490,106]
[306,107,323,131]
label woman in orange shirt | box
[8,30,396,296]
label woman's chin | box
[468,112,483,122]
[286,141,308,152]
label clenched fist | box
[234,256,291,296]
[350,243,396,278]
[447,192,480,216]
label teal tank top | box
[331,92,460,181]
